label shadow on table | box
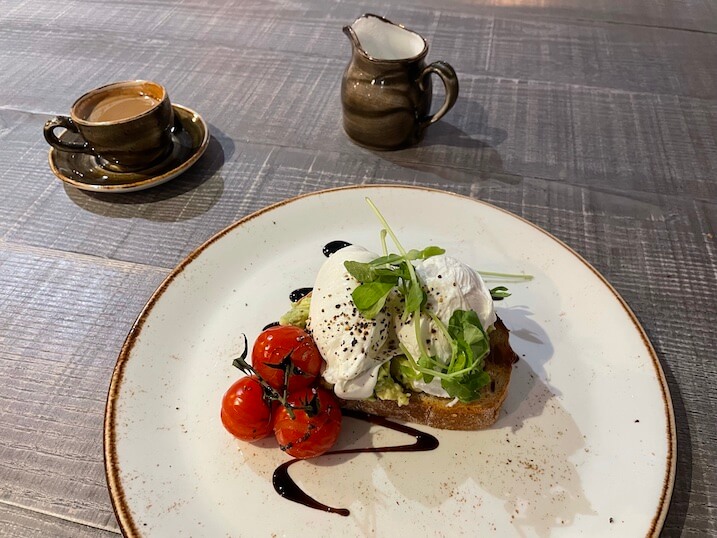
[64,124,233,222]
[660,357,692,535]
[370,101,521,186]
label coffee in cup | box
[43,80,175,172]
[85,93,161,123]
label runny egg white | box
[307,245,400,399]
[394,254,497,397]
[308,245,496,400]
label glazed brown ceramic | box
[341,14,459,150]
[43,80,175,172]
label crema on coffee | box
[86,94,161,122]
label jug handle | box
[419,61,459,129]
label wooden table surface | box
[1,0,715,536]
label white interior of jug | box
[352,16,425,60]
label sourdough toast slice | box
[337,318,518,430]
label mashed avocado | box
[375,360,411,406]
[279,294,311,329]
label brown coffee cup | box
[43,80,175,172]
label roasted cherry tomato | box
[220,376,273,441]
[252,325,323,392]
[273,387,342,459]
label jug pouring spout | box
[343,13,427,62]
[342,23,360,52]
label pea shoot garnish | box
[342,198,531,402]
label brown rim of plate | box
[47,104,209,192]
[104,184,676,537]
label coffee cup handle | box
[419,61,459,129]
[43,116,92,153]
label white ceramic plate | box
[105,185,675,537]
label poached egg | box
[308,245,496,399]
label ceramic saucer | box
[48,104,209,193]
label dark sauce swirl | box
[270,240,439,515]
[272,409,439,516]
[289,287,313,303]
[262,242,350,329]
[322,240,352,257]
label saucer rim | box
[47,104,210,193]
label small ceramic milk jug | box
[341,14,459,150]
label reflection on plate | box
[48,104,209,193]
[104,186,675,537]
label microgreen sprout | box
[343,198,495,402]
[489,286,511,300]
[477,270,534,282]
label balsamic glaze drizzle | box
[322,240,352,257]
[272,409,439,516]
[289,287,313,303]
[273,239,437,515]
[262,321,279,331]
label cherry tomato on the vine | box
[252,325,323,392]
[273,387,342,459]
[220,376,273,441]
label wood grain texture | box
[2,87,716,266]
[0,0,714,535]
[2,0,717,104]
[0,502,119,538]
[408,0,717,33]
[0,242,167,533]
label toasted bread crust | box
[336,318,518,430]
